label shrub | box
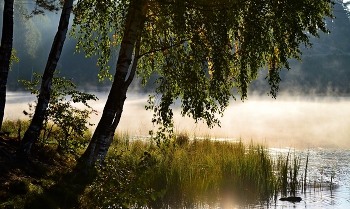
[20,71,98,156]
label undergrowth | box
[0,121,310,209]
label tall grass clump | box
[86,135,279,208]
[83,132,163,209]
[275,150,301,197]
[151,139,278,207]
[1,118,92,159]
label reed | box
[88,135,281,208]
[274,149,305,198]
[290,152,300,196]
[303,150,309,192]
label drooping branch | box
[23,0,61,19]
[137,39,186,58]
[159,0,241,12]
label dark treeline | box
[251,2,350,96]
[3,1,350,95]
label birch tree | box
[0,0,14,129]
[0,0,61,130]
[72,0,334,167]
[16,0,73,162]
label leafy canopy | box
[71,0,334,133]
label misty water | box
[4,92,350,208]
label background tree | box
[16,0,73,162]
[0,0,14,130]
[0,0,60,129]
[73,0,334,167]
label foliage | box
[25,0,61,18]
[20,71,98,155]
[5,1,350,94]
[14,3,43,59]
[87,150,163,208]
[9,48,19,70]
[72,0,334,142]
[70,0,128,81]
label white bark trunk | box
[17,0,73,162]
[80,1,146,167]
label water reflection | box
[184,149,350,209]
[247,148,350,209]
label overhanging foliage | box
[71,0,334,139]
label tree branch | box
[137,39,186,58]
[159,0,241,12]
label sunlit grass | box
[88,133,282,208]
[1,119,30,138]
[1,119,315,208]
[1,118,91,157]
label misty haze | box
[5,92,350,149]
[5,1,350,148]
[2,0,350,208]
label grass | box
[87,134,279,208]
[0,119,325,208]
[274,150,302,198]
[1,119,30,139]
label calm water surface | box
[189,148,350,209]
[4,92,350,208]
[263,148,350,209]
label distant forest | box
[3,1,350,95]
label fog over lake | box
[4,92,350,149]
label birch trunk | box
[79,2,145,167]
[0,0,14,129]
[16,0,73,162]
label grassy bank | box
[86,134,278,208]
[1,120,305,208]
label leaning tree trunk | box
[16,0,73,162]
[79,1,145,167]
[0,0,14,130]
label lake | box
[182,148,350,209]
[263,148,350,209]
[4,92,350,208]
